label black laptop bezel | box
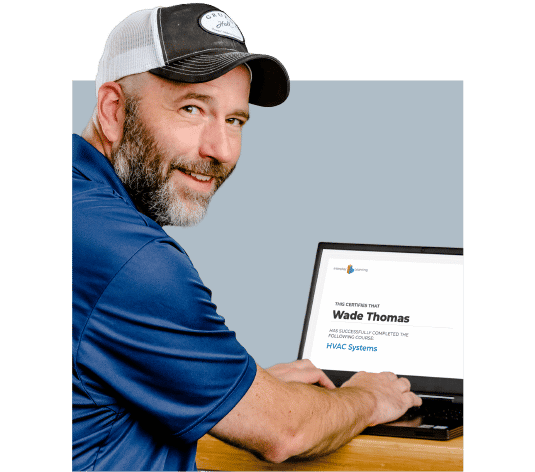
[297,242,463,400]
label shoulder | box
[73,175,179,260]
[72,175,193,318]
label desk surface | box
[196,434,463,471]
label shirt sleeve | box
[76,237,257,443]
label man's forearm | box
[210,366,409,463]
[280,381,378,460]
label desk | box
[196,434,463,471]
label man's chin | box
[167,208,207,227]
[156,195,210,227]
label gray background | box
[73,81,463,367]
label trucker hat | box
[96,3,290,107]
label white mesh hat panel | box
[95,8,164,97]
[93,4,289,107]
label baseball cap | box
[96,3,290,107]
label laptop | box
[297,242,463,440]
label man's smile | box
[167,160,234,195]
[179,169,213,182]
[170,166,218,194]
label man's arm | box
[209,362,421,463]
[265,359,336,389]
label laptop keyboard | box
[405,400,463,422]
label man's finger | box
[407,392,422,407]
[397,377,411,392]
[313,371,336,389]
[380,371,398,381]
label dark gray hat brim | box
[149,51,289,107]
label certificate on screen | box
[299,244,463,381]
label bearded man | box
[72,4,421,471]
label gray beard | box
[111,97,234,227]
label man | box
[73,4,421,470]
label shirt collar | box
[72,134,136,208]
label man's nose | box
[198,119,236,164]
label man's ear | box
[97,82,127,145]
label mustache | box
[168,159,234,180]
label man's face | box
[111,65,251,226]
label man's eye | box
[182,105,201,114]
[227,118,244,127]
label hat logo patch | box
[200,11,244,42]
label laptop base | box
[364,399,463,441]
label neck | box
[81,112,114,161]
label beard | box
[110,96,235,227]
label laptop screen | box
[298,243,463,395]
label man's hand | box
[341,371,422,426]
[266,359,336,389]
[210,366,422,463]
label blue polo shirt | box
[72,134,256,471]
